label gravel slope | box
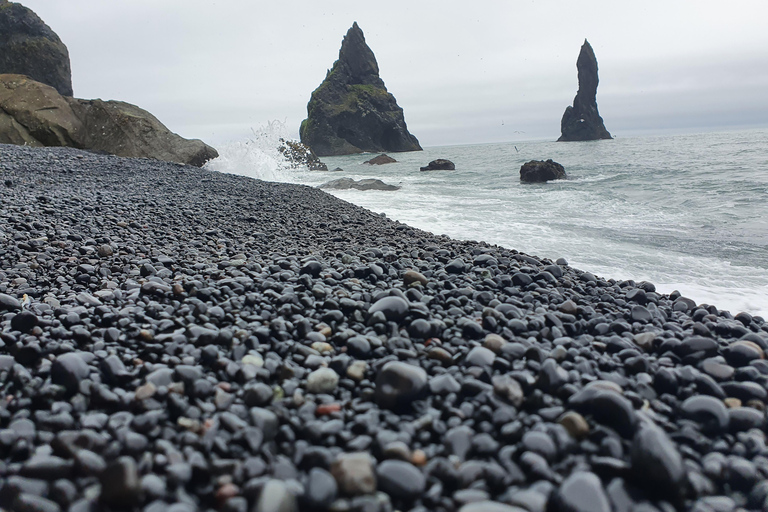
[1,144,768,512]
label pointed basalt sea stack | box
[300,22,422,156]
[558,39,612,142]
[0,1,73,96]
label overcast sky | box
[19,1,768,147]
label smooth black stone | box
[368,296,409,322]
[728,407,765,432]
[630,423,686,502]
[521,431,557,462]
[0,293,22,311]
[376,460,425,500]
[568,386,637,438]
[374,361,427,410]
[304,467,337,508]
[549,471,611,512]
[50,353,90,395]
[446,258,467,273]
[11,311,38,333]
[680,395,730,434]
[99,456,141,508]
[429,373,461,395]
[12,493,61,512]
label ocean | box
[206,125,768,318]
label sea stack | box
[558,39,612,142]
[300,22,422,157]
[0,0,73,96]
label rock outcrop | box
[0,1,73,96]
[277,138,328,171]
[520,159,566,183]
[420,159,455,171]
[0,74,218,166]
[558,40,612,142]
[364,154,396,165]
[319,177,401,191]
[300,22,422,157]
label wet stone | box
[0,293,22,311]
[99,456,141,508]
[549,471,611,512]
[631,423,686,502]
[374,361,427,410]
[376,460,425,501]
[368,296,409,322]
[304,467,337,509]
[50,353,90,395]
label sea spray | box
[205,120,310,183]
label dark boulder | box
[0,74,218,167]
[520,159,566,183]
[277,138,327,171]
[0,1,72,96]
[365,154,396,165]
[319,178,401,191]
[558,39,612,142]
[420,159,455,171]
[300,22,422,156]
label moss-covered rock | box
[300,22,421,157]
[0,1,73,96]
[0,74,218,167]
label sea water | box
[207,125,768,318]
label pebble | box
[50,353,90,395]
[255,479,297,512]
[330,452,376,496]
[99,456,141,508]
[403,270,427,286]
[549,471,611,512]
[376,460,425,500]
[374,361,427,410]
[306,367,339,394]
[368,296,409,321]
[630,422,686,502]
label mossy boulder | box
[0,74,218,167]
[0,1,73,96]
[300,22,421,157]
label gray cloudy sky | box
[19,0,768,147]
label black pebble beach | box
[2,144,768,512]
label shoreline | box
[1,144,767,511]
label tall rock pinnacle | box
[300,22,421,156]
[558,39,612,141]
[0,1,73,96]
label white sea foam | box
[209,127,768,318]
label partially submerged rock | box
[420,159,455,171]
[0,1,73,96]
[558,39,612,142]
[277,138,328,171]
[520,159,566,183]
[364,154,396,165]
[0,74,217,166]
[319,177,401,191]
[300,22,422,156]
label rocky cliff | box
[0,74,218,166]
[300,22,421,156]
[558,39,612,142]
[0,1,73,96]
